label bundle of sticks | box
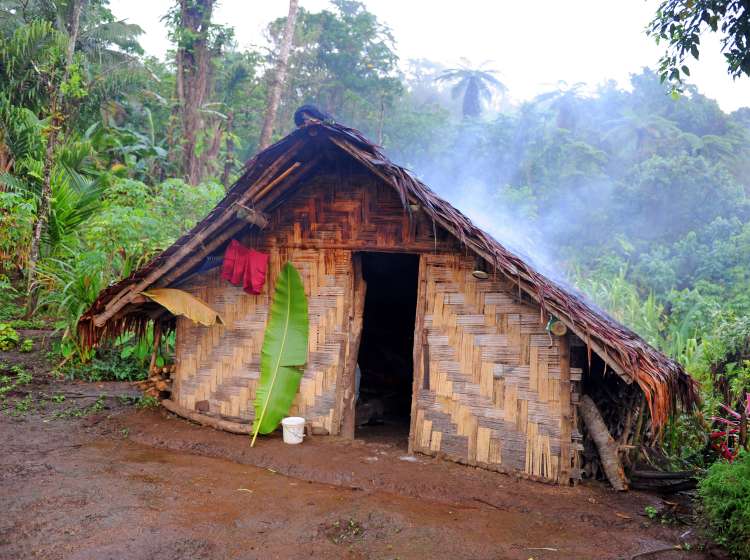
[135,364,175,399]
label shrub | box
[19,339,32,353]
[698,452,750,559]
[59,348,147,382]
[0,323,20,351]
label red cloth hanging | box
[221,239,269,295]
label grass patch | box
[699,452,750,559]
[59,349,147,382]
[53,395,107,419]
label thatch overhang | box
[78,121,699,425]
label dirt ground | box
[0,332,716,560]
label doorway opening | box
[355,252,419,448]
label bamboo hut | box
[79,118,698,486]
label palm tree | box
[532,81,585,131]
[603,112,680,160]
[435,61,507,119]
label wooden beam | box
[339,253,366,439]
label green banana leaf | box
[251,262,308,446]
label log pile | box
[135,364,175,399]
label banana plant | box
[251,262,308,447]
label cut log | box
[580,394,628,491]
[162,399,253,434]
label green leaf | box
[251,262,308,445]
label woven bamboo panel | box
[173,247,352,434]
[245,174,459,253]
[413,254,580,482]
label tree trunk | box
[197,119,224,179]
[26,0,85,314]
[376,95,385,145]
[220,110,235,189]
[258,0,299,150]
[580,394,628,491]
[176,0,216,185]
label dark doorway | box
[355,252,419,448]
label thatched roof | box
[78,120,698,424]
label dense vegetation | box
[0,0,749,552]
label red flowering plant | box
[710,394,750,462]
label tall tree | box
[271,0,402,137]
[259,0,299,150]
[168,0,230,184]
[435,62,506,119]
[532,81,585,131]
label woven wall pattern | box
[173,247,352,433]
[413,254,580,482]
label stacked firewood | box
[135,364,175,399]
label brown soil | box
[0,333,712,559]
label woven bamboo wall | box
[172,173,448,433]
[173,247,352,434]
[412,254,582,483]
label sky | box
[109,0,750,112]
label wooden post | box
[408,255,428,454]
[558,334,572,484]
[148,322,162,376]
[580,394,628,491]
[340,254,366,439]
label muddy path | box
[0,339,707,559]
[0,402,706,560]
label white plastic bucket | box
[281,416,305,444]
